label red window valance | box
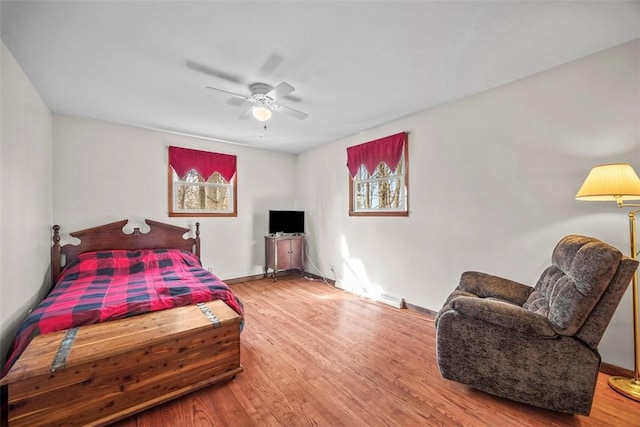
[346,132,406,177]
[169,146,237,182]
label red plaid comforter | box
[1,249,243,377]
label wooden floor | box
[116,276,640,427]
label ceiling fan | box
[206,82,308,121]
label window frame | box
[168,164,238,218]
[349,138,409,217]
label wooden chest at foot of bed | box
[0,300,243,427]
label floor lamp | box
[576,163,640,401]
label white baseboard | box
[378,293,406,309]
[335,281,405,309]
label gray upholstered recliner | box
[435,235,638,415]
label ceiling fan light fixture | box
[252,106,272,122]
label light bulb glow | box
[252,106,272,121]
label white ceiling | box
[2,1,639,154]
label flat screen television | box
[269,210,305,235]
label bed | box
[0,219,244,426]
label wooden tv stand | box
[264,234,305,281]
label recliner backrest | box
[575,256,638,348]
[523,235,622,336]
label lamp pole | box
[608,207,640,400]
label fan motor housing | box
[249,83,272,95]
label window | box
[347,132,408,216]
[168,146,237,217]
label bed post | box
[195,222,201,259]
[51,225,61,287]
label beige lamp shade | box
[252,106,272,122]
[576,163,640,202]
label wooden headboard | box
[51,219,200,284]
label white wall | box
[52,116,297,280]
[0,41,53,366]
[296,39,640,370]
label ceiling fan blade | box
[277,104,308,120]
[205,86,249,100]
[238,105,254,120]
[186,60,243,84]
[227,97,246,107]
[257,53,284,78]
[283,93,303,103]
[268,82,295,100]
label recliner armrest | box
[459,271,534,306]
[451,296,557,337]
